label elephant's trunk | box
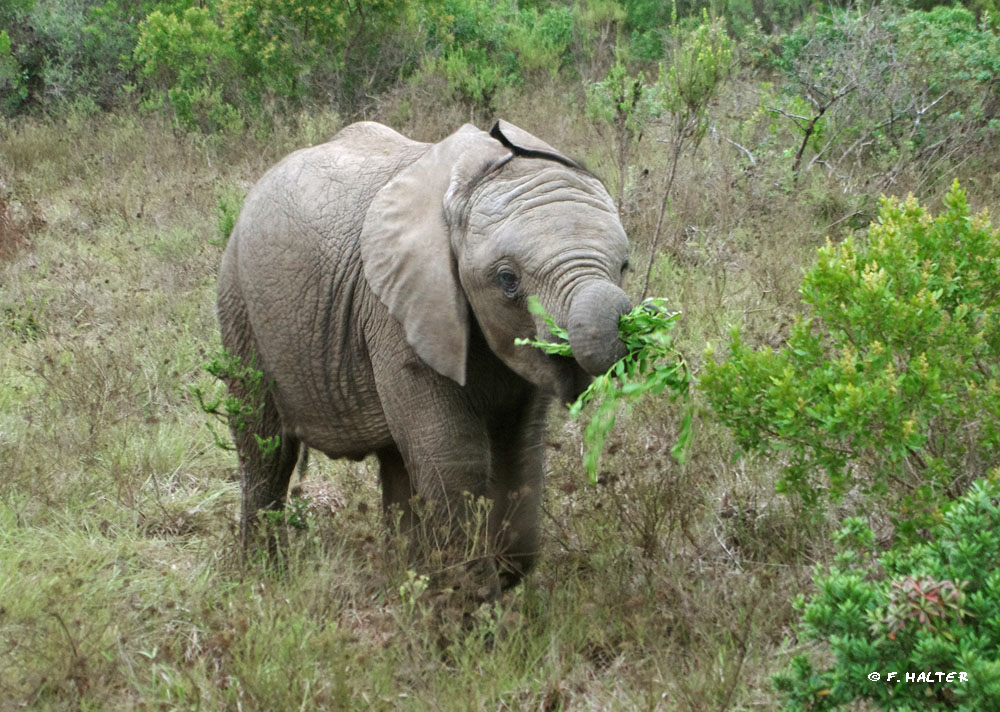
[567,281,631,376]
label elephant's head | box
[361,121,630,403]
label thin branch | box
[822,210,866,232]
[50,612,80,661]
[765,105,810,128]
[792,108,827,174]
[914,89,953,123]
[725,137,756,166]
[640,123,689,301]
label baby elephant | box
[218,120,631,595]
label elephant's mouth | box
[551,354,593,406]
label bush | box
[701,181,1000,533]
[507,4,574,78]
[218,0,412,106]
[410,0,521,109]
[774,475,1000,711]
[0,29,27,112]
[133,6,242,131]
[763,4,1000,190]
[0,0,179,115]
[133,0,413,129]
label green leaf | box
[518,296,692,480]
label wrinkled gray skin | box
[218,120,630,595]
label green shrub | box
[3,297,44,342]
[411,0,591,110]
[764,4,1000,188]
[134,0,412,128]
[412,0,521,109]
[701,181,1000,532]
[215,184,245,243]
[0,29,27,112]
[190,349,278,457]
[508,5,574,78]
[218,0,411,106]
[774,475,1000,711]
[585,50,659,210]
[618,0,672,60]
[133,6,241,131]
[0,0,181,115]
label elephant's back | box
[236,123,429,249]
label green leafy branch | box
[189,349,280,458]
[517,296,693,481]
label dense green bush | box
[701,182,1000,532]
[133,6,242,131]
[774,476,1000,710]
[414,0,517,107]
[1,0,996,129]
[0,0,183,114]
[412,0,579,109]
[0,28,26,112]
[133,0,413,129]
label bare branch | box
[725,137,756,166]
[765,106,810,127]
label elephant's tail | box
[296,446,310,480]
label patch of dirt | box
[293,480,349,518]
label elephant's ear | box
[361,124,511,386]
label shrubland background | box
[2,0,999,709]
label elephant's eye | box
[621,259,630,275]
[497,268,521,299]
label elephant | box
[217,119,631,596]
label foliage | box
[133,0,413,129]
[658,8,731,129]
[215,183,245,242]
[0,28,28,112]
[585,6,729,247]
[764,4,1000,190]
[585,49,659,210]
[507,4,574,78]
[190,349,279,458]
[412,0,576,109]
[262,494,312,530]
[0,0,180,115]
[0,0,995,141]
[218,0,411,105]
[701,182,1000,532]
[2,297,44,342]
[134,6,242,132]
[774,476,1000,710]
[585,50,652,130]
[517,296,693,480]
[412,0,513,107]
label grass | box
[1,76,996,710]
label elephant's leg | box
[218,285,301,552]
[376,444,414,533]
[488,394,550,589]
[382,405,498,598]
[406,444,496,594]
[236,388,302,553]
